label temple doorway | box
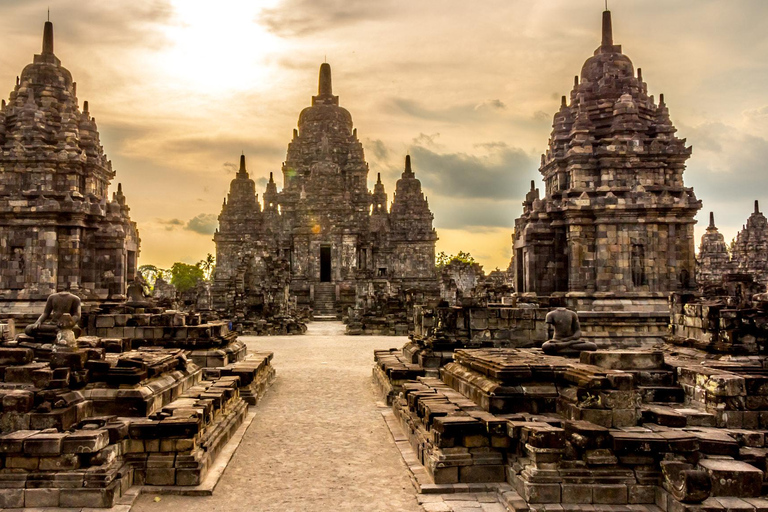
[320,245,331,282]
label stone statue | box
[126,276,152,308]
[541,307,596,356]
[55,313,77,348]
[25,290,82,340]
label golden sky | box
[0,0,766,271]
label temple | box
[212,63,438,319]
[513,10,701,312]
[0,21,139,314]
[696,211,733,287]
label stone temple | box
[513,10,701,313]
[212,63,438,319]
[0,21,139,318]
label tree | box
[436,251,477,270]
[197,253,216,281]
[138,264,170,289]
[170,262,205,293]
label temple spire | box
[601,10,613,48]
[709,211,715,229]
[756,200,760,214]
[238,154,247,177]
[404,154,413,175]
[42,20,54,55]
[318,63,332,96]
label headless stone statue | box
[25,290,82,341]
[541,307,596,356]
[125,276,152,308]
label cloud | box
[256,177,268,187]
[475,99,506,111]
[366,138,390,161]
[222,162,238,174]
[157,218,184,231]
[185,214,218,235]
[408,143,536,200]
[389,98,509,123]
[258,0,393,37]
[412,132,441,149]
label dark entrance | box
[320,246,331,282]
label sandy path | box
[131,322,421,512]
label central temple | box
[212,64,438,319]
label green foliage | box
[170,262,205,293]
[138,264,170,289]
[436,251,477,269]
[197,253,216,281]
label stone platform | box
[377,345,768,510]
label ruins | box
[212,64,438,323]
[374,9,768,512]
[2,6,768,512]
[513,11,700,311]
[0,21,139,324]
[0,21,275,508]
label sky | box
[0,0,766,271]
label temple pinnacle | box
[601,9,613,48]
[755,200,760,214]
[42,20,54,55]
[709,211,715,229]
[405,154,412,174]
[318,63,332,96]
[238,154,246,175]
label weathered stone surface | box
[212,64,438,323]
[513,9,700,311]
[0,21,139,307]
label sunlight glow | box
[160,0,283,95]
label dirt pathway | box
[131,322,421,512]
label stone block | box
[146,467,176,486]
[24,487,60,507]
[629,484,656,504]
[699,459,763,497]
[581,350,664,370]
[562,483,592,503]
[522,482,561,503]
[593,484,627,504]
[24,431,67,455]
[0,488,24,508]
[61,428,109,453]
[458,464,505,483]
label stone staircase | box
[313,283,337,320]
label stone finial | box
[269,171,274,183]
[709,211,715,229]
[377,172,382,184]
[404,154,413,174]
[239,154,246,173]
[42,21,54,55]
[637,68,642,81]
[561,96,567,108]
[318,62,332,96]
[756,200,760,214]
[574,75,579,88]
[530,180,536,191]
[659,93,665,106]
[601,10,613,48]
[83,100,89,113]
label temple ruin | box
[212,63,438,321]
[513,10,701,312]
[0,21,139,320]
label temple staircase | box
[313,283,337,320]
